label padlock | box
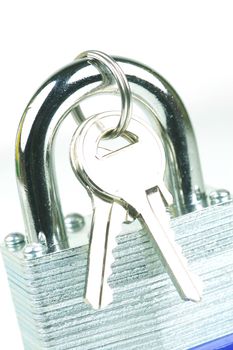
[1,51,233,350]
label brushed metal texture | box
[2,201,233,350]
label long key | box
[139,188,202,301]
[85,195,125,309]
[70,112,203,303]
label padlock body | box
[2,201,233,350]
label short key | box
[85,196,125,309]
[70,112,203,306]
[71,116,128,310]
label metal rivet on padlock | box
[2,50,233,350]
[65,213,85,233]
[4,232,25,251]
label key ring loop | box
[77,50,132,138]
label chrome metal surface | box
[4,232,25,248]
[64,213,85,233]
[24,242,47,259]
[209,189,232,205]
[2,201,233,350]
[16,52,206,251]
[77,51,132,138]
[70,113,202,303]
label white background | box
[0,1,232,349]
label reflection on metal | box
[4,232,25,252]
[15,52,206,251]
[2,201,233,349]
[209,189,231,205]
[65,213,85,233]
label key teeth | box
[85,238,117,311]
[110,241,118,265]
[101,236,118,309]
[101,240,118,307]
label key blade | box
[85,198,125,310]
[138,190,203,302]
[85,197,112,310]
[100,202,125,308]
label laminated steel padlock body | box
[2,202,233,350]
[15,54,207,251]
[3,52,233,350]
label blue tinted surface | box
[189,334,233,350]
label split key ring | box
[77,50,132,138]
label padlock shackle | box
[16,56,207,250]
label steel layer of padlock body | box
[1,201,233,350]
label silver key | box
[71,117,128,310]
[85,195,125,309]
[70,112,203,304]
